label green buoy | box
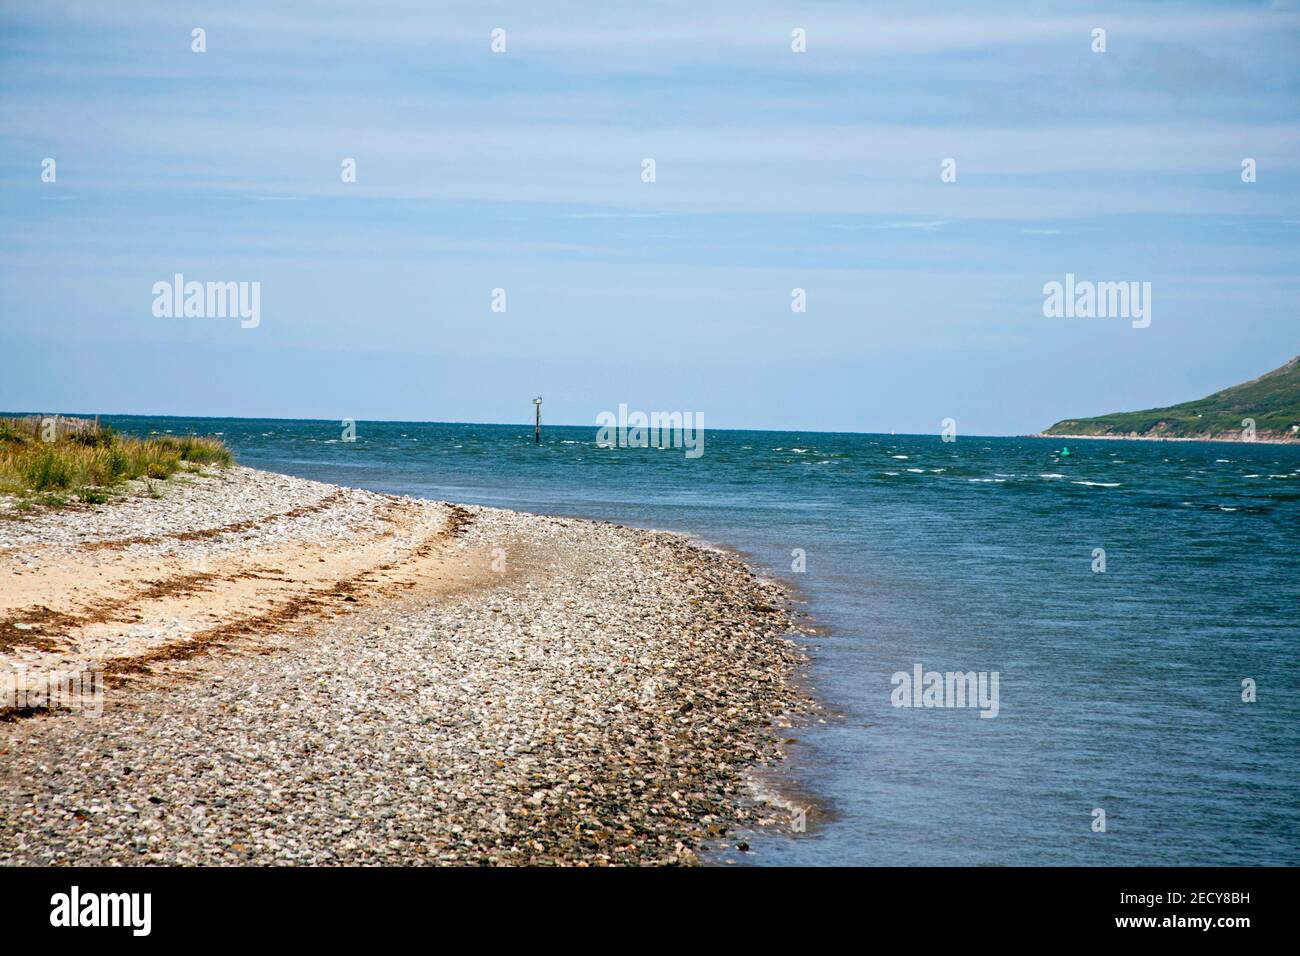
[1061,446,1071,457]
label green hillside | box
[1043,356,1300,442]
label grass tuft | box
[0,417,233,505]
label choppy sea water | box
[101,416,1300,865]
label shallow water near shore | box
[93,416,1300,865]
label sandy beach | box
[0,467,808,865]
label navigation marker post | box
[533,397,542,444]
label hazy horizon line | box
[2,408,1054,440]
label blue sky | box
[1,0,1298,434]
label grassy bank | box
[1043,355,1300,442]
[0,417,232,504]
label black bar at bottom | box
[0,866,1280,940]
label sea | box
[96,415,1300,866]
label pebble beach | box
[0,466,809,865]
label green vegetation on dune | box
[0,416,232,505]
[1044,356,1300,442]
